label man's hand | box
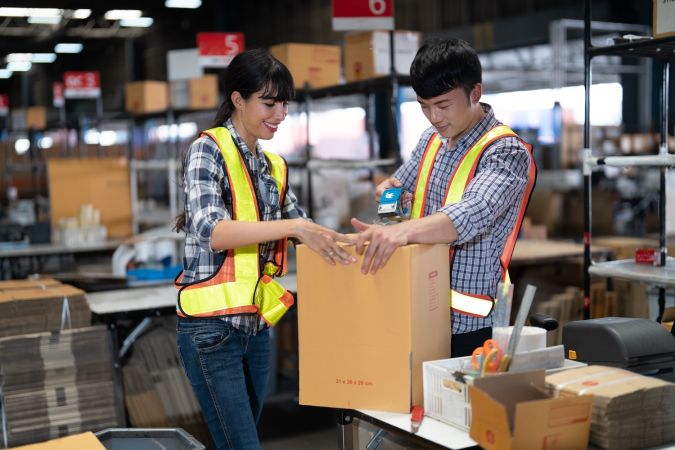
[351,218,410,274]
[292,219,356,266]
[375,177,413,205]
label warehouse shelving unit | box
[582,0,675,329]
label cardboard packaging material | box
[662,306,675,332]
[546,365,675,450]
[7,432,105,450]
[125,81,168,114]
[26,106,47,130]
[296,243,451,413]
[344,30,421,82]
[270,43,340,89]
[470,371,592,450]
[170,75,219,110]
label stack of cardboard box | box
[0,326,121,447]
[547,365,675,450]
[0,279,91,338]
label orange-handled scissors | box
[471,339,503,375]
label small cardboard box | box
[662,306,675,332]
[189,74,218,110]
[125,81,168,114]
[469,371,592,450]
[270,43,340,89]
[344,30,421,82]
[26,106,47,130]
[297,243,451,413]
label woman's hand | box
[290,219,357,266]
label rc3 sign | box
[197,32,245,67]
[332,0,394,31]
[63,71,101,99]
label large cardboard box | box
[469,371,592,450]
[125,81,168,114]
[170,75,218,110]
[270,43,340,89]
[344,30,421,82]
[296,243,451,413]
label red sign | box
[332,0,394,31]
[197,32,245,67]
[63,71,101,99]
[53,82,65,107]
[0,94,8,117]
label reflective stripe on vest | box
[175,127,293,325]
[410,125,536,318]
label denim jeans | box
[176,317,271,450]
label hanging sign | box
[0,94,8,116]
[53,82,65,107]
[197,32,245,67]
[64,71,101,99]
[332,0,394,31]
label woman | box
[174,49,355,450]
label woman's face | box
[232,88,289,145]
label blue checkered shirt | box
[394,103,531,334]
[180,118,307,334]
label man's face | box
[417,84,480,140]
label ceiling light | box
[104,9,142,20]
[0,8,62,17]
[72,9,91,19]
[55,43,83,53]
[27,16,62,24]
[7,61,31,72]
[0,69,12,79]
[165,0,202,8]
[120,17,154,28]
[6,53,32,62]
[31,53,57,63]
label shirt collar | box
[441,102,497,150]
[224,118,263,159]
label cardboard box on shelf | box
[125,81,168,114]
[344,30,421,82]
[170,75,218,110]
[270,43,340,89]
[469,371,592,450]
[26,106,47,130]
[296,243,451,413]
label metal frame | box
[583,0,673,327]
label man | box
[352,38,536,357]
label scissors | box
[471,339,503,376]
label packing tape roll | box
[493,326,547,353]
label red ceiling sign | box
[332,0,394,30]
[64,71,101,99]
[197,32,245,67]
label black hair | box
[174,48,295,233]
[410,38,482,100]
[211,48,295,127]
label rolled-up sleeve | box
[184,136,231,252]
[440,136,530,244]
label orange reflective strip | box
[176,305,259,318]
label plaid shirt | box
[394,103,531,334]
[180,119,306,334]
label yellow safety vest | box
[175,127,293,326]
[410,125,536,318]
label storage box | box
[296,243,451,413]
[171,75,219,110]
[344,30,421,82]
[7,432,105,450]
[270,43,340,89]
[654,0,675,38]
[125,81,168,114]
[469,371,592,450]
[26,106,47,130]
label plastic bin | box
[95,428,205,450]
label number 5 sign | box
[197,32,245,67]
[332,0,394,31]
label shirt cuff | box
[439,203,472,245]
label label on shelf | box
[332,0,394,31]
[197,32,245,67]
[0,94,8,116]
[635,248,658,265]
[53,82,65,107]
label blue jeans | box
[176,317,271,450]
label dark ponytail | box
[174,48,295,233]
